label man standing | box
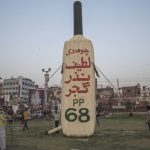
[0,107,7,150]
[96,95,100,127]
[54,111,60,133]
[146,105,150,131]
[22,108,30,131]
[7,106,14,124]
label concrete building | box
[121,83,141,97]
[97,86,114,102]
[2,76,35,103]
[96,86,114,113]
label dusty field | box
[6,112,150,150]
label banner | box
[61,35,96,137]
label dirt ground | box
[6,112,150,150]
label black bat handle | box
[74,1,83,35]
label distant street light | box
[42,68,51,104]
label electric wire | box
[94,63,120,94]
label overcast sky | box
[0,0,150,88]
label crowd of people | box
[0,100,61,150]
[0,106,30,150]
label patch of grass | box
[6,113,150,150]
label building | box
[97,86,114,102]
[121,83,149,112]
[121,83,141,97]
[96,86,114,113]
[2,76,35,103]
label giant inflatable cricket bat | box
[61,1,96,137]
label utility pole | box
[117,78,121,106]
[0,77,2,98]
[42,68,51,104]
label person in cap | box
[0,107,7,150]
